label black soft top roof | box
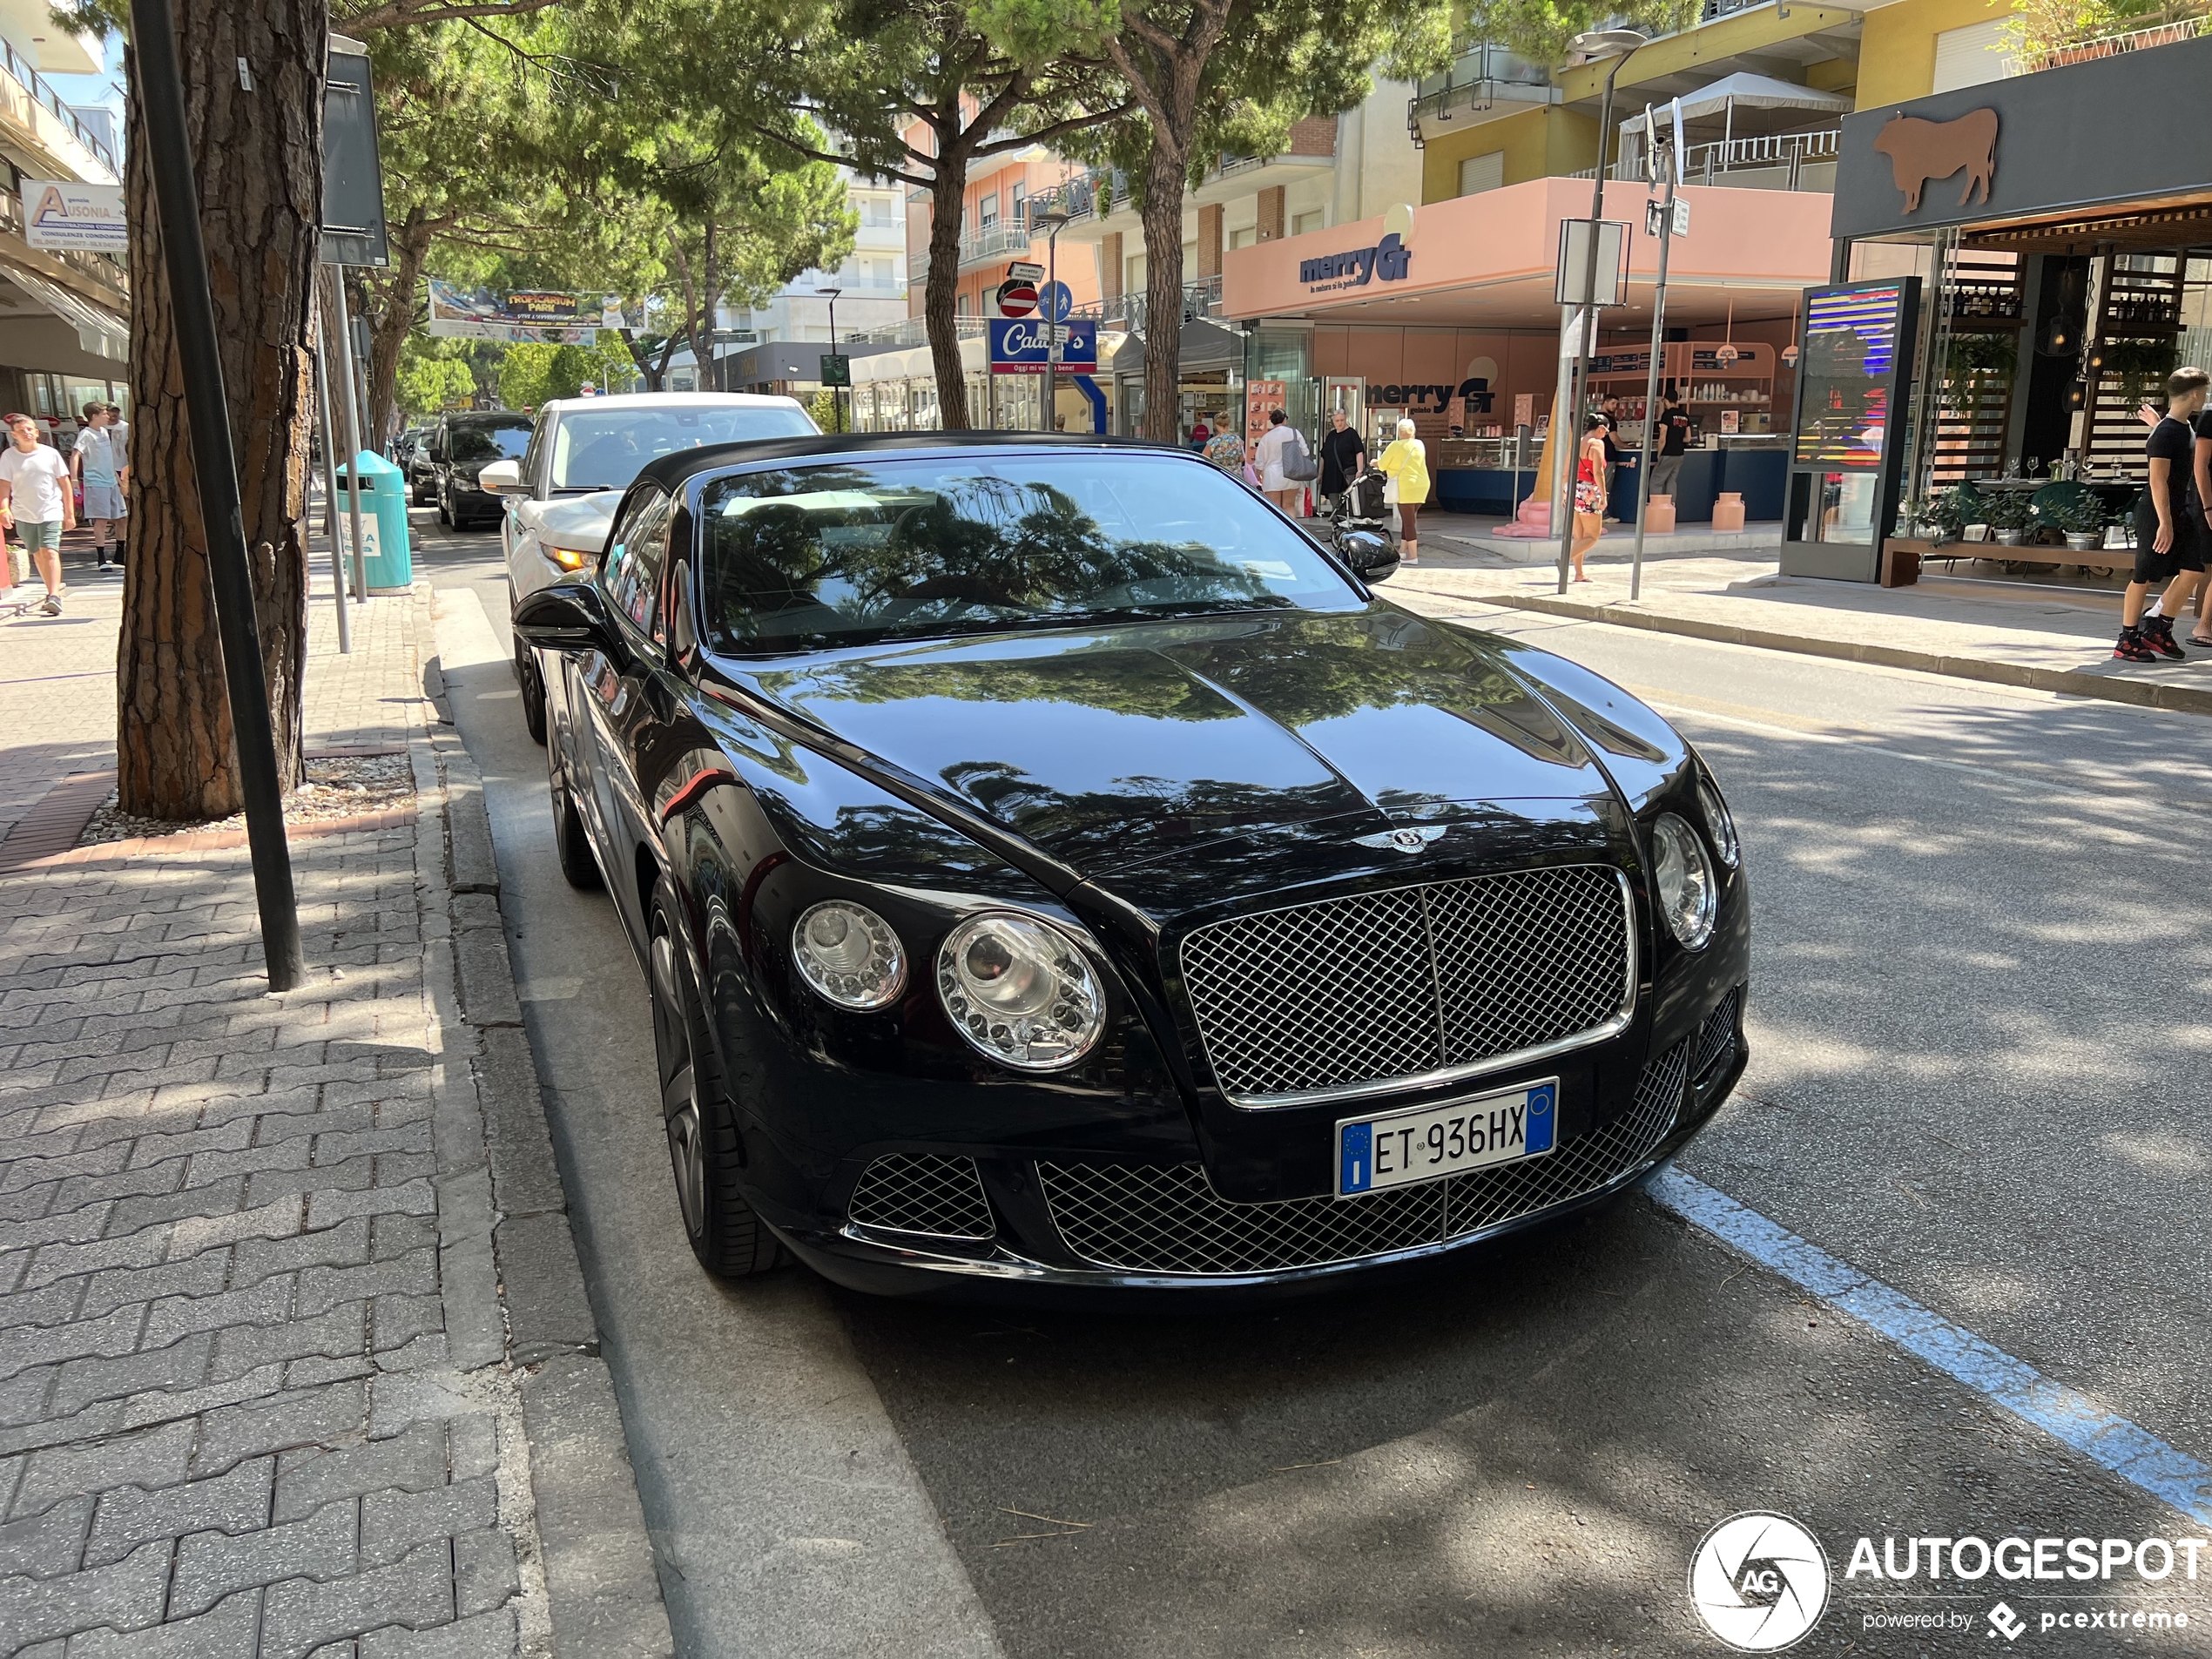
[633,430,1185,493]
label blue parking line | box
[1649,1168,2212,1527]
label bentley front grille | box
[845,1153,995,1240]
[1036,1036,1689,1277]
[1177,864,1634,1104]
[1693,986,1743,1082]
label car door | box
[578,487,675,942]
[503,413,552,573]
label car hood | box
[723,606,1629,878]
[531,489,622,550]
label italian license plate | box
[1336,1079,1557,1197]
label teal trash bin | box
[334,449,413,592]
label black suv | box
[430,411,531,529]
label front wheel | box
[550,758,601,891]
[648,882,785,1278]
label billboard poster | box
[19,180,126,253]
[426,280,620,341]
[1245,380,1287,445]
[1793,280,1911,469]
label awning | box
[1109,320,1246,376]
[2,266,128,361]
[1618,73,1853,136]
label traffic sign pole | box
[1630,102,1685,603]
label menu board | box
[1793,281,1910,469]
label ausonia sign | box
[1300,232,1412,292]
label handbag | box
[1283,429,1318,482]
[1381,469,1400,508]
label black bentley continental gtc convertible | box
[511,434,1750,1296]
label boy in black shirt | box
[2120,367,2209,661]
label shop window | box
[1458,152,1506,197]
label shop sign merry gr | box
[1300,232,1413,293]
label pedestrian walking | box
[2118,367,2209,661]
[71,402,127,571]
[0,413,77,614]
[1318,408,1366,510]
[1569,413,1609,583]
[1254,408,1304,515]
[1649,395,1690,502]
[1376,417,1429,565]
[1201,423,1247,482]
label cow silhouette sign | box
[1873,107,1999,213]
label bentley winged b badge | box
[1353,826,1448,854]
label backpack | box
[1282,428,1318,482]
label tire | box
[648,880,785,1278]
[550,758,602,891]
[516,635,547,745]
[437,488,452,527]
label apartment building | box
[0,3,128,439]
[662,165,909,392]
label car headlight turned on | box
[792,900,907,1009]
[1697,776,1740,869]
[938,913,1105,1070]
[1650,813,1717,950]
[543,542,597,572]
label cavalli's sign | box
[1300,232,1413,293]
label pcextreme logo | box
[1689,1513,1831,1651]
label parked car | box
[428,410,532,529]
[510,434,1750,1297]
[480,392,816,742]
[406,428,442,505]
[391,426,427,470]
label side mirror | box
[478,458,525,496]
[513,581,618,655]
[1339,529,1399,584]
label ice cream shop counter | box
[1433,436,1537,516]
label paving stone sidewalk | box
[0,570,671,1657]
[1386,529,2212,716]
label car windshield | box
[698,453,1363,653]
[448,423,530,463]
[552,406,815,490]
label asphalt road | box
[406,506,2212,1658]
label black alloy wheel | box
[647,879,785,1278]
[516,633,547,745]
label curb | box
[409,590,677,1657]
[1416,585,2212,718]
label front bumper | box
[770,983,1747,1298]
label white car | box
[480,392,818,741]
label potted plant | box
[2059,492,2108,550]
[1986,490,2031,544]
[1923,486,1972,544]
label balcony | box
[1570,125,1840,192]
[1408,43,1558,145]
[0,36,119,179]
[846,315,992,347]
[1068,276,1224,335]
[905,219,1041,281]
[2015,13,2209,72]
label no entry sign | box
[996,279,1038,318]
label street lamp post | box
[1033,209,1072,432]
[1554,28,1648,596]
[816,287,843,431]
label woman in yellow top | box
[1374,418,1429,565]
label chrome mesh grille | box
[1038,1037,1689,1277]
[1177,865,1632,1103]
[1693,987,1743,1081]
[846,1154,995,1240]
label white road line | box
[1651,1169,2212,1527]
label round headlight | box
[1650,813,1717,950]
[936,913,1106,1070]
[1697,776,1740,869]
[792,900,907,1009]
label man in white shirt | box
[0,412,78,614]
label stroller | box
[1319,468,1394,556]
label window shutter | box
[1458,152,1506,197]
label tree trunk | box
[1138,137,1190,443]
[364,211,433,446]
[118,0,322,819]
[925,155,971,428]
